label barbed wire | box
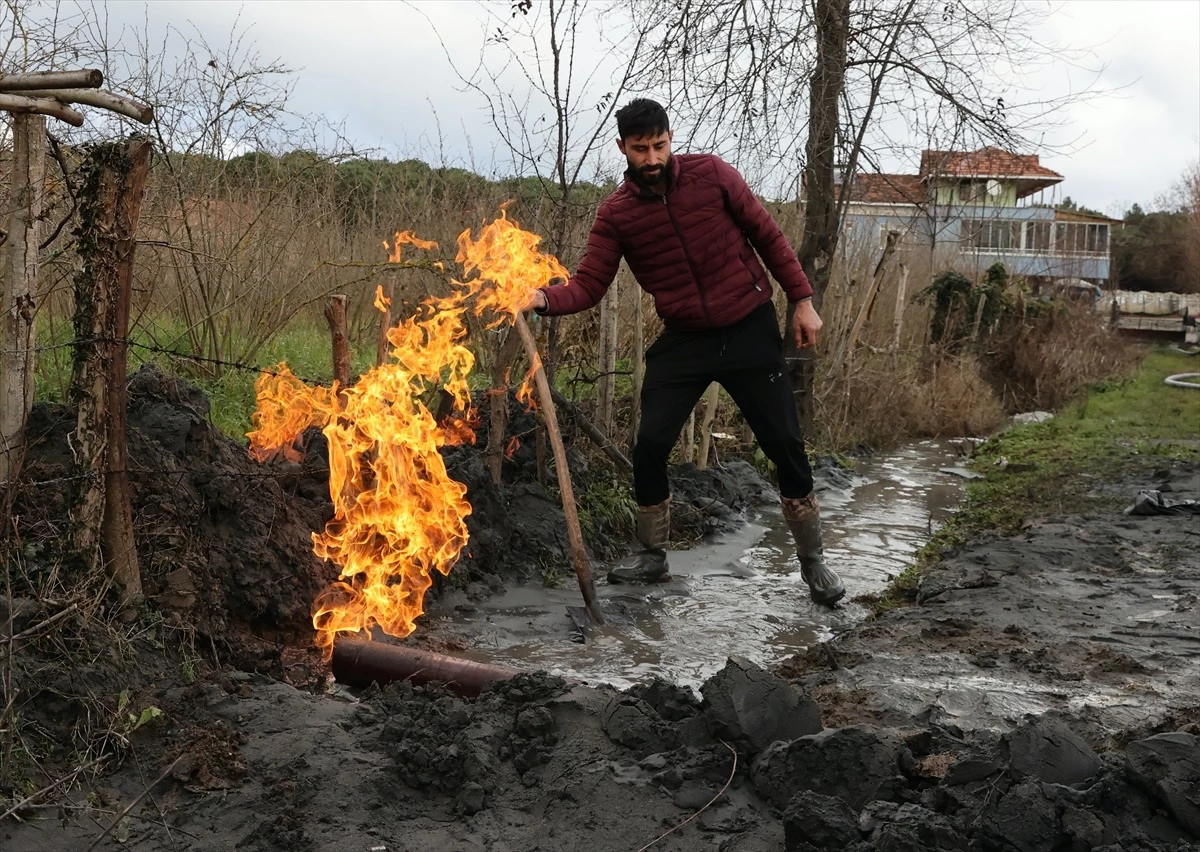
[2,335,328,385]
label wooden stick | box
[549,387,632,472]
[630,288,645,454]
[514,314,604,625]
[3,88,153,123]
[83,756,181,852]
[0,93,85,126]
[891,262,909,355]
[0,756,107,822]
[0,69,102,90]
[696,383,720,471]
[375,279,395,367]
[324,295,351,389]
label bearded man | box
[521,98,844,606]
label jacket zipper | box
[662,193,715,327]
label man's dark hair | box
[616,99,670,140]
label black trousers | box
[633,301,814,506]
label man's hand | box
[520,289,548,314]
[791,299,823,349]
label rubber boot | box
[608,498,672,584]
[781,493,846,606]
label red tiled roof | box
[840,173,926,204]
[919,146,1062,181]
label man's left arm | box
[716,157,822,348]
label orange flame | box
[455,206,568,325]
[249,210,567,659]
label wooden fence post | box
[0,114,46,489]
[324,295,351,389]
[629,287,645,454]
[696,383,720,470]
[70,138,151,607]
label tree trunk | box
[0,114,44,490]
[70,138,151,607]
[791,0,850,437]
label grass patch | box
[873,347,1200,615]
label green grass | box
[872,347,1200,615]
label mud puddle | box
[422,440,967,689]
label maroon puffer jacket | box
[539,153,812,330]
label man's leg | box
[612,330,712,583]
[716,307,845,605]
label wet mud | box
[4,370,1199,851]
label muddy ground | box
[2,367,1199,851]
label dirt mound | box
[15,366,774,649]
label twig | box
[634,741,737,851]
[0,755,107,823]
[84,756,182,852]
[1,602,81,646]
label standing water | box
[425,440,967,690]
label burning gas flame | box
[247,210,569,658]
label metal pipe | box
[331,638,524,697]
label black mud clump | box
[15,364,336,647]
[365,672,571,814]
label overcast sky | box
[87,0,1200,217]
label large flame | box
[247,210,568,658]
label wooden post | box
[70,139,150,607]
[891,262,909,355]
[485,330,524,486]
[375,279,395,366]
[970,290,988,341]
[629,287,645,454]
[696,383,720,470]
[104,141,151,608]
[514,314,604,625]
[831,230,898,377]
[324,295,351,388]
[0,114,45,489]
[597,281,618,436]
[682,410,696,464]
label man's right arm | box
[534,206,622,316]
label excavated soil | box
[3,368,1199,852]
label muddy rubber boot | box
[608,498,672,584]
[781,493,846,606]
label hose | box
[1164,373,1200,389]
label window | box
[1053,223,1109,254]
[963,219,1021,251]
[1025,221,1051,252]
[958,180,986,202]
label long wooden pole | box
[0,114,45,489]
[0,69,103,90]
[514,314,604,625]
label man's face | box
[617,130,672,186]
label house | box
[838,147,1119,286]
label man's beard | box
[628,156,670,188]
